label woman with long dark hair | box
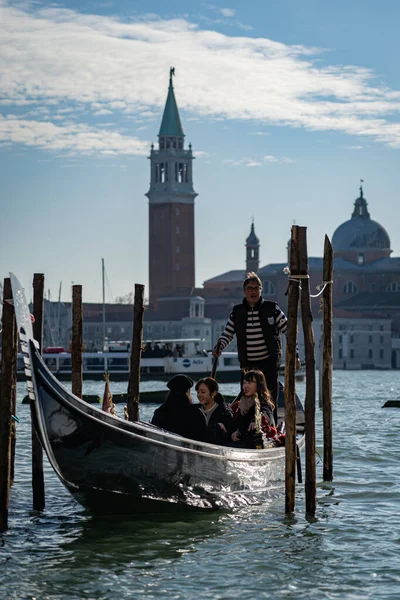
[229,369,277,448]
[151,374,208,442]
[195,377,233,445]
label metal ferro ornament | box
[253,394,263,450]
[254,394,262,434]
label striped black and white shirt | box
[218,305,288,362]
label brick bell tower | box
[146,68,197,309]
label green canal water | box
[1,372,400,599]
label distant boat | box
[11,273,305,515]
[14,348,305,383]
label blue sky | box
[1,0,400,302]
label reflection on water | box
[59,510,227,567]
[2,373,400,599]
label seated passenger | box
[151,374,208,442]
[229,370,277,449]
[195,377,233,445]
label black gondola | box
[11,273,305,515]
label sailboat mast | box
[57,281,62,346]
[102,258,106,351]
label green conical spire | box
[158,67,184,137]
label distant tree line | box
[115,291,148,305]
[115,292,134,304]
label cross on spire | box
[159,67,184,137]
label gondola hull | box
[10,273,305,515]
[31,343,297,512]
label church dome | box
[332,187,391,252]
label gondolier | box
[212,272,301,404]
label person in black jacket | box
[194,377,233,445]
[151,374,208,442]
[212,271,301,407]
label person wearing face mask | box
[151,374,208,442]
[195,377,233,445]
[229,370,277,449]
[212,272,301,417]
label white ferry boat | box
[15,346,303,383]
[16,348,239,382]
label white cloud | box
[219,8,236,17]
[234,21,253,31]
[224,158,262,167]
[224,155,293,166]
[0,1,400,153]
[195,150,210,158]
[0,115,149,155]
[196,6,251,30]
[93,109,113,116]
[263,155,293,163]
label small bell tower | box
[245,220,260,272]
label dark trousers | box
[240,358,279,424]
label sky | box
[1,0,400,302]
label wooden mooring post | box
[318,338,323,409]
[71,285,83,399]
[322,236,333,481]
[284,226,300,513]
[0,278,18,532]
[127,284,145,422]
[298,228,317,515]
[31,274,46,511]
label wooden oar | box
[211,354,219,379]
[210,343,221,379]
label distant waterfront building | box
[198,185,400,368]
[43,303,135,351]
[146,68,197,309]
[312,317,392,370]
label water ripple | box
[1,374,400,599]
